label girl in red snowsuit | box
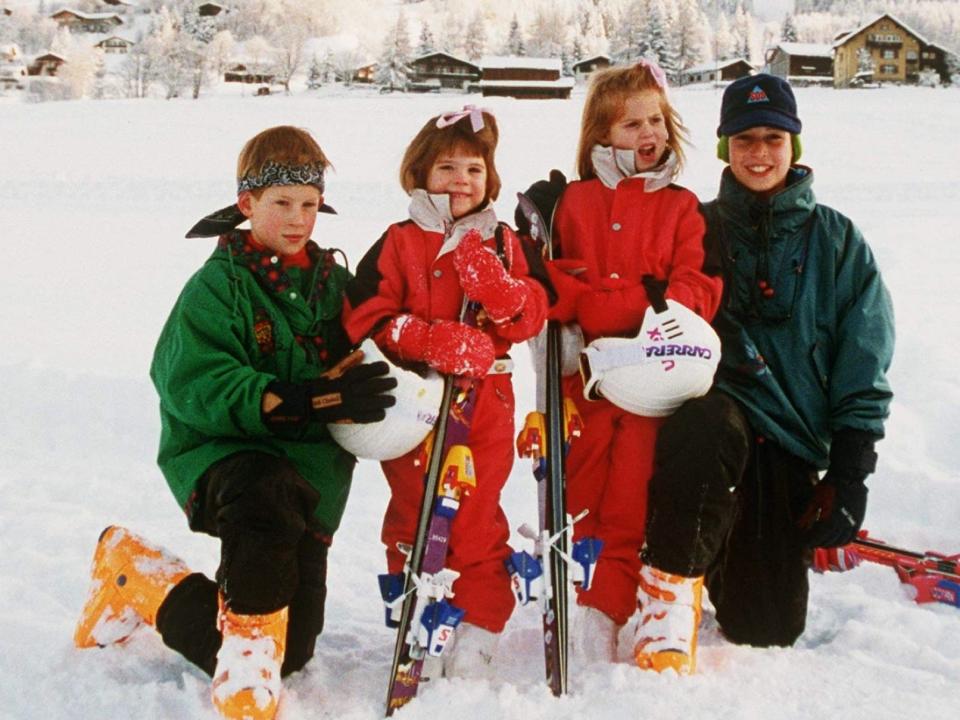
[343,107,549,677]
[535,62,723,662]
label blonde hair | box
[399,111,502,203]
[576,63,688,180]
[237,126,331,196]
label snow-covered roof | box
[409,51,478,68]
[682,58,751,75]
[479,77,575,89]
[480,55,561,71]
[832,13,932,49]
[94,35,134,46]
[50,9,123,22]
[775,42,832,58]
[572,54,610,67]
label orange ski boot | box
[211,595,288,720]
[633,563,703,675]
[74,525,191,648]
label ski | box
[380,301,482,715]
[511,193,599,697]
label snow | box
[480,55,563,71]
[2,84,960,719]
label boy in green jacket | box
[633,75,894,673]
[74,126,396,720]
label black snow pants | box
[643,389,818,647]
[155,451,329,677]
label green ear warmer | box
[716,135,803,163]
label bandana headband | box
[435,104,493,133]
[237,161,326,194]
[637,58,668,91]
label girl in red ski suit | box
[343,107,549,672]
[532,62,723,655]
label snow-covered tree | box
[527,7,568,58]
[613,0,650,64]
[503,13,524,56]
[464,10,486,61]
[732,1,753,61]
[306,54,323,89]
[856,46,873,76]
[270,7,310,93]
[330,48,364,85]
[375,10,411,91]
[712,12,737,61]
[437,7,464,56]
[207,29,235,77]
[243,35,273,80]
[417,21,435,56]
[55,34,103,99]
[673,0,708,79]
[781,13,798,42]
[182,8,216,100]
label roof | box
[95,35,135,45]
[480,55,562,71]
[50,9,123,21]
[479,77,575,89]
[832,13,932,49]
[409,51,478,69]
[572,54,610,68]
[34,52,67,61]
[774,42,832,58]
[682,58,752,75]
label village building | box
[352,61,377,84]
[224,63,275,84]
[198,2,226,17]
[0,43,27,90]
[680,58,752,85]
[28,52,66,77]
[49,9,123,33]
[406,51,481,92]
[572,54,611,82]
[833,13,953,86]
[94,36,135,55]
[764,42,833,85]
[478,56,573,99]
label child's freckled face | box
[239,184,321,256]
[426,151,487,220]
[606,90,670,171]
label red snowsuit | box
[343,194,549,632]
[549,172,722,625]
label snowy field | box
[1,84,959,719]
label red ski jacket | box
[343,195,549,354]
[550,177,723,340]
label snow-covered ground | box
[1,84,959,719]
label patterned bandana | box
[236,161,326,194]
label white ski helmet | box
[328,339,443,460]
[579,299,720,417]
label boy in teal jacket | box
[634,75,894,672]
[74,126,396,720]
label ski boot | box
[633,563,703,675]
[211,595,288,720]
[74,525,191,648]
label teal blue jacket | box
[150,232,356,535]
[705,167,894,469]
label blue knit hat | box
[717,74,802,137]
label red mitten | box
[576,280,649,338]
[545,259,589,322]
[811,546,863,573]
[383,314,494,378]
[454,230,527,323]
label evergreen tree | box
[307,53,323,89]
[417,21,435,57]
[856,46,873,77]
[673,0,707,81]
[505,13,524,56]
[614,0,650,64]
[464,10,486,61]
[376,9,411,91]
[781,13,798,42]
[732,1,753,61]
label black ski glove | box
[262,354,397,433]
[514,169,567,238]
[798,430,878,548]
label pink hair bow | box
[638,58,669,90]
[435,105,491,132]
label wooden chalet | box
[572,54,611,82]
[28,52,66,77]
[352,62,377,84]
[49,9,123,33]
[833,13,953,86]
[406,51,480,91]
[681,58,752,84]
[224,63,275,84]
[478,56,573,99]
[764,42,833,85]
[94,36,135,54]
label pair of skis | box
[381,201,596,714]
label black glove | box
[797,430,878,548]
[263,358,397,432]
[514,169,567,238]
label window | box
[882,49,896,59]
[881,64,897,74]
[906,51,918,60]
